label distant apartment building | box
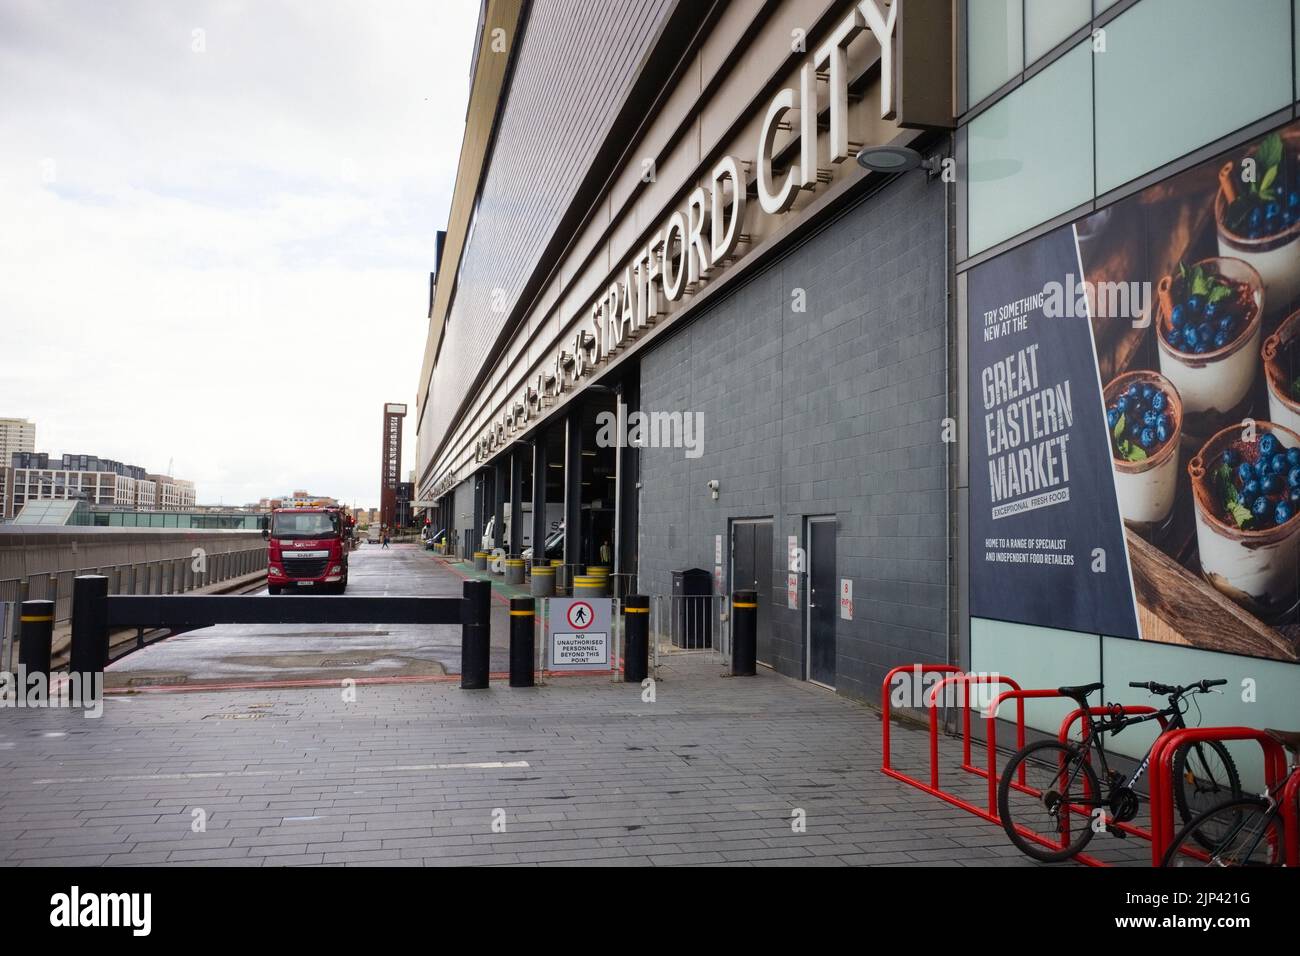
[148,474,196,510]
[4,450,196,519]
[0,418,35,464]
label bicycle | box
[1162,728,1299,866]
[997,679,1240,863]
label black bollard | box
[18,599,55,677]
[509,597,535,687]
[623,594,649,683]
[70,575,110,675]
[731,589,757,676]
[461,579,491,689]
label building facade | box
[416,0,1300,733]
[4,451,196,519]
[0,418,35,464]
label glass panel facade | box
[1024,0,1089,64]
[967,41,1093,253]
[1094,0,1292,194]
[967,0,1023,106]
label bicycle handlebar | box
[1128,678,1227,696]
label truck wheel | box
[268,585,282,595]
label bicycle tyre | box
[1162,796,1285,867]
[998,739,1101,863]
[1172,739,1242,844]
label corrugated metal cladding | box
[425,0,674,461]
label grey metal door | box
[731,519,774,665]
[806,517,836,687]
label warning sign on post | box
[548,598,611,671]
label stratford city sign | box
[469,0,935,468]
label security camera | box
[707,479,720,500]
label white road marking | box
[28,760,530,786]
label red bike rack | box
[1149,727,1295,867]
[880,665,1112,865]
[884,666,1300,867]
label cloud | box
[0,0,477,508]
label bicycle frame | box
[1054,698,1190,811]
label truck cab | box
[264,506,349,594]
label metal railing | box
[0,546,267,626]
[649,592,731,668]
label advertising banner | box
[969,119,1300,663]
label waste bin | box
[670,568,713,649]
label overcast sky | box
[0,0,479,509]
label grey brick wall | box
[637,171,951,702]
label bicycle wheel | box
[998,739,1101,863]
[1162,797,1285,867]
[1172,740,1242,847]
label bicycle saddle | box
[1058,682,1103,700]
[1266,728,1300,754]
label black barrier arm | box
[461,579,491,689]
[509,597,534,688]
[18,599,54,677]
[731,590,757,677]
[70,575,109,674]
[623,594,649,683]
[105,595,463,630]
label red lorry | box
[263,505,350,594]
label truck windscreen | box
[272,512,338,539]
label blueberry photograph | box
[1076,118,1300,663]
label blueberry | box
[1116,396,1129,414]
[1289,190,1300,210]
[1156,423,1169,444]
[1204,301,1218,322]
[1197,322,1213,341]
[1290,485,1300,505]
[1126,384,1141,400]
[1262,475,1281,495]
[1237,461,1255,483]
[1260,434,1279,457]
[1245,479,1262,499]
[1253,495,1272,522]
[1249,206,1264,230]
[1130,421,1144,439]
[1224,448,1239,468]
[1141,384,1154,401]
[1188,295,1205,315]
[1143,409,1159,428]
[1151,392,1167,413]
[1164,325,1179,345]
[1183,326,1199,348]
[1213,330,1229,349]
[1107,408,1119,429]
[1194,342,1208,354]
[1139,428,1155,449]
[1276,501,1294,525]
[1273,452,1290,475]
[1289,466,1300,487]
[1288,447,1300,467]
[1266,202,1282,222]
[1170,304,1186,329]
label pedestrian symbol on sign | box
[566,601,594,629]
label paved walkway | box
[0,551,1142,867]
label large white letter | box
[685,186,711,283]
[709,155,745,264]
[661,212,687,301]
[858,0,898,120]
[757,88,799,214]
[815,9,865,163]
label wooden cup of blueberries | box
[1188,424,1300,618]
[1104,371,1183,531]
